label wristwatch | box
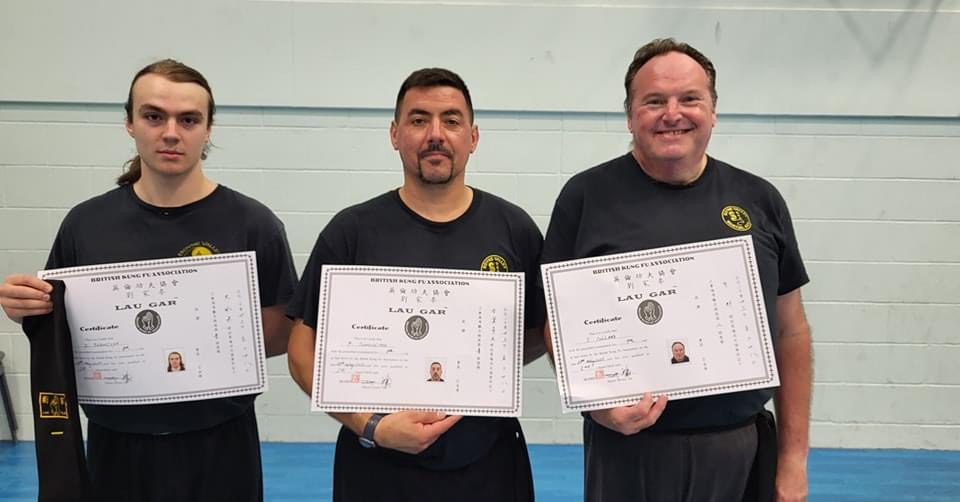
[358,413,384,448]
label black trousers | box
[86,406,263,502]
[584,418,759,502]
[333,419,535,502]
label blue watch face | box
[358,436,376,448]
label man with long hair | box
[0,59,297,501]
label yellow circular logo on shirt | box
[177,241,220,257]
[480,254,509,272]
[721,205,752,232]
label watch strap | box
[359,413,384,448]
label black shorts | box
[86,406,262,502]
[333,418,534,502]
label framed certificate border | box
[542,236,778,413]
[312,265,525,417]
[39,252,267,405]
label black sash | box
[22,280,92,502]
[741,409,778,502]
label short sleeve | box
[286,214,355,327]
[771,190,809,295]
[254,225,298,308]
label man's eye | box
[445,119,461,126]
[180,116,201,126]
[644,99,665,107]
[143,112,162,122]
[411,118,426,125]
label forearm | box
[774,325,812,463]
[287,320,318,395]
[542,323,555,366]
[287,319,371,436]
[262,304,293,357]
[329,412,372,436]
[523,326,546,364]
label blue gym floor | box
[1,442,958,501]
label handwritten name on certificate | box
[541,236,779,413]
[38,252,267,405]
[312,266,524,417]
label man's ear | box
[390,120,400,150]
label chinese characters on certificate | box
[312,266,524,417]
[541,236,779,413]
[38,252,267,405]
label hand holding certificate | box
[311,266,524,417]
[541,236,779,413]
[38,252,267,405]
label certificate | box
[38,252,267,405]
[541,236,779,413]
[312,266,524,417]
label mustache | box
[418,143,453,158]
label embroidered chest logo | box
[480,254,509,272]
[721,205,752,232]
[38,392,68,419]
[177,241,220,257]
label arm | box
[772,288,812,502]
[523,326,546,364]
[287,319,461,454]
[261,303,293,357]
[543,322,555,363]
[287,319,317,393]
[0,274,54,324]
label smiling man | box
[287,68,545,502]
[670,342,689,364]
[0,59,297,501]
[541,39,813,501]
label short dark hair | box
[119,59,215,185]
[623,38,717,114]
[394,68,474,123]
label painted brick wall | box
[1,102,958,448]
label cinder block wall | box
[1,1,959,448]
[2,106,958,448]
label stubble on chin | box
[416,161,453,185]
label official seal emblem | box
[404,315,429,340]
[135,309,162,334]
[637,299,663,325]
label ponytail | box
[117,156,142,185]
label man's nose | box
[162,118,180,141]
[662,98,683,123]
[427,118,444,142]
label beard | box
[413,142,457,184]
[416,163,454,184]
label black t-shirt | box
[542,154,809,431]
[46,184,298,434]
[288,188,545,470]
